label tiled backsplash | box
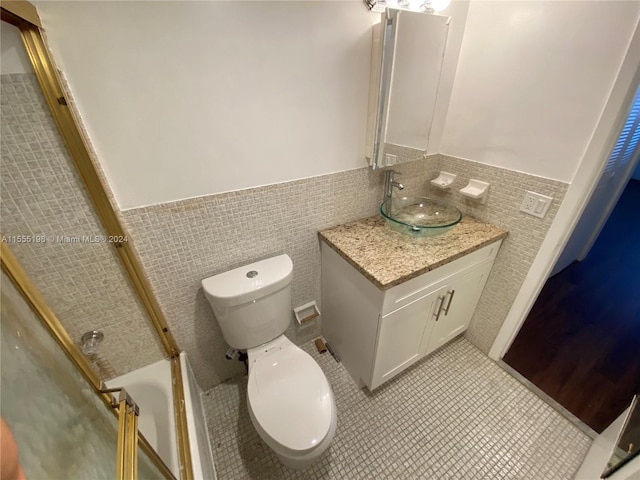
[120,165,401,388]
[122,152,568,390]
[1,69,568,389]
[428,155,569,353]
[0,73,166,379]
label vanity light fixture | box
[363,0,451,13]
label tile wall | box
[0,73,166,378]
[120,164,410,388]
[121,151,568,390]
[429,154,569,353]
[0,57,569,393]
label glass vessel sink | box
[380,196,462,237]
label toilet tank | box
[201,254,293,350]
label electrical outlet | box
[384,153,397,166]
[520,191,553,218]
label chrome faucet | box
[384,170,404,202]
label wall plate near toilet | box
[294,301,321,325]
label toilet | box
[201,254,337,470]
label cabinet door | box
[424,260,493,355]
[370,288,445,389]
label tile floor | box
[202,338,591,479]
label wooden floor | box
[504,179,640,433]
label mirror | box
[366,8,450,169]
[603,395,640,478]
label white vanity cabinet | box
[371,286,443,388]
[423,260,495,355]
[320,240,502,390]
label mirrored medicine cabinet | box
[366,8,450,169]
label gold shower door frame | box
[0,1,193,479]
[1,243,170,480]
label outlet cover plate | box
[520,191,553,218]
[384,153,397,166]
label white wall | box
[1,22,33,74]
[441,1,640,183]
[428,0,469,155]
[489,16,640,361]
[34,1,377,209]
[33,1,638,206]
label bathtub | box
[108,353,216,479]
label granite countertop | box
[319,215,508,290]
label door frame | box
[489,18,640,360]
[576,135,640,263]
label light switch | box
[520,191,553,218]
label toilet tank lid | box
[201,254,293,307]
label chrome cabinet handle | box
[443,289,456,316]
[433,295,445,322]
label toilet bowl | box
[201,254,337,469]
[246,335,336,469]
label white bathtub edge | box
[107,359,178,477]
[180,352,217,480]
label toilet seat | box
[247,337,334,455]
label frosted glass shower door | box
[0,270,160,479]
